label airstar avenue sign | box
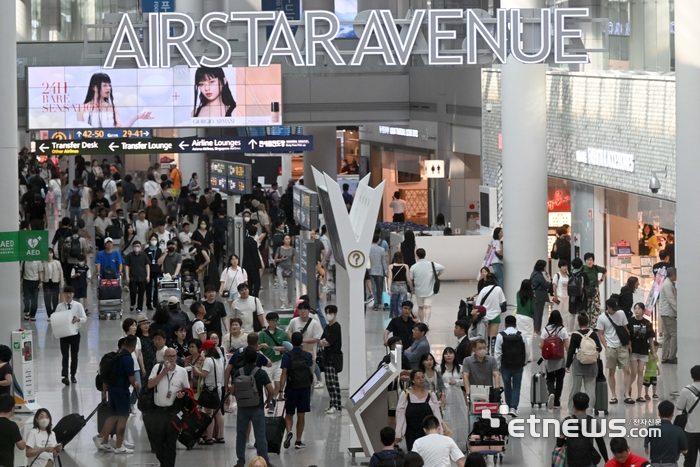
[104,8,594,69]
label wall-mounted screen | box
[27,65,282,129]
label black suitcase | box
[97,400,117,435]
[178,412,213,449]
[98,286,122,300]
[266,401,286,454]
[54,403,103,447]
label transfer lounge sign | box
[0,231,49,262]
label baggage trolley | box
[97,277,123,320]
[157,277,181,308]
[467,385,508,464]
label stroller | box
[180,258,201,303]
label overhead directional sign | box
[35,135,314,156]
[74,129,152,139]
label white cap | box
[104,237,113,243]
[167,296,179,305]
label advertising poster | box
[28,65,282,129]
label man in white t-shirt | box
[232,283,265,333]
[286,301,325,388]
[412,415,465,467]
[409,248,444,324]
[178,222,193,254]
[189,302,207,341]
[596,296,631,404]
[134,210,151,245]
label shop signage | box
[424,160,445,178]
[379,126,419,137]
[0,231,49,262]
[575,148,635,173]
[104,8,592,69]
[35,135,314,156]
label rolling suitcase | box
[97,400,117,436]
[595,377,609,415]
[266,400,286,454]
[54,403,103,447]
[531,365,548,408]
[178,412,212,449]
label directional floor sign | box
[35,135,313,156]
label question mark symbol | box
[352,252,361,266]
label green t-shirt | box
[515,296,536,319]
[258,328,289,362]
[582,265,606,287]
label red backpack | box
[542,327,565,360]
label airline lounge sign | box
[104,8,593,69]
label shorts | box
[107,387,131,417]
[263,360,283,382]
[489,315,501,325]
[73,285,87,299]
[284,386,311,414]
[606,346,630,370]
[416,295,433,307]
[643,376,658,387]
[630,353,649,363]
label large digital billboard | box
[27,65,282,129]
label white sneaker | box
[114,446,134,454]
[314,381,324,389]
[246,442,255,449]
[325,407,339,414]
[547,394,555,410]
[509,408,518,417]
[99,443,114,453]
[121,440,134,449]
[93,435,102,450]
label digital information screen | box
[350,365,389,404]
[28,65,282,129]
[209,160,252,196]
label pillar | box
[302,126,337,192]
[501,0,548,304]
[674,0,700,387]
[0,0,21,337]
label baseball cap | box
[200,340,216,351]
[251,199,261,208]
[104,237,113,243]
[167,296,179,305]
[473,305,487,317]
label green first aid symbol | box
[13,342,20,349]
[21,332,26,339]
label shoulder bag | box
[197,357,221,409]
[674,385,700,429]
[253,298,263,332]
[431,262,441,294]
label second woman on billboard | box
[192,67,237,119]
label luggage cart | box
[157,277,181,308]
[467,385,508,464]
[97,278,123,320]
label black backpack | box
[99,351,127,387]
[69,236,82,259]
[288,351,313,389]
[69,188,81,208]
[372,451,405,467]
[87,170,96,189]
[568,271,585,298]
[500,331,526,369]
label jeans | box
[370,275,384,308]
[492,263,504,289]
[315,299,328,328]
[314,361,323,382]
[500,366,523,409]
[69,207,81,226]
[129,280,147,311]
[43,281,60,317]
[60,333,81,377]
[23,279,40,317]
[236,407,269,466]
[546,368,566,406]
[150,407,179,467]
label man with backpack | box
[556,392,609,467]
[550,226,571,261]
[280,331,314,450]
[231,347,274,467]
[566,313,603,415]
[369,427,405,467]
[596,296,632,404]
[224,333,272,388]
[569,257,591,316]
[66,179,83,226]
[97,335,139,454]
[494,315,529,416]
[52,217,73,280]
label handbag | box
[431,262,441,294]
[197,358,221,409]
[316,351,325,373]
[282,268,293,278]
[675,385,700,429]
[552,445,567,467]
[253,298,263,332]
[441,419,453,439]
[222,268,239,300]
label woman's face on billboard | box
[198,76,222,101]
[99,81,111,99]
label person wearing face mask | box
[145,234,163,310]
[51,286,87,386]
[25,408,62,467]
[461,338,501,400]
[158,240,182,277]
[125,241,150,314]
[320,305,343,414]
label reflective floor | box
[10,212,680,466]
